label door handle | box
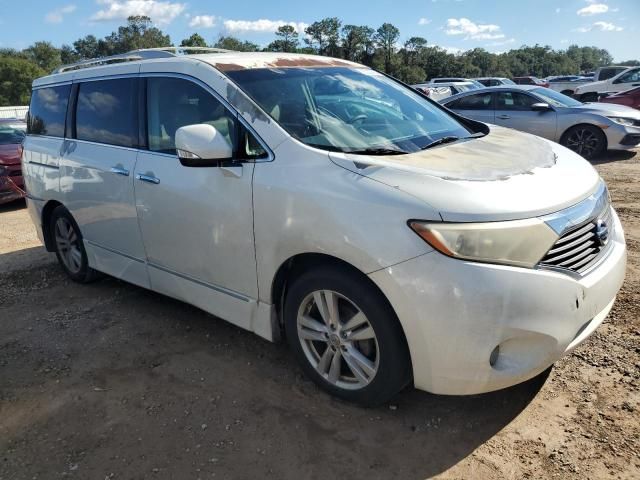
[497,114,511,120]
[110,166,130,176]
[136,173,160,184]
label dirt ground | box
[1,150,639,480]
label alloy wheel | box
[296,290,379,390]
[54,217,83,274]
[565,128,600,158]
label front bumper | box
[369,209,626,395]
[605,122,640,150]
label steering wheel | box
[347,114,368,125]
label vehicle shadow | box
[592,150,637,165]
[0,245,548,479]
[0,198,26,213]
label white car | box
[575,67,640,102]
[22,49,627,405]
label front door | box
[133,75,268,329]
[493,91,557,140]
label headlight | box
[608,117,636,127]
[408,219,558,268]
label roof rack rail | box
[52,47,235,74]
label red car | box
[600,86,640,110]
[0,119,26,204]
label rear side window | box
[28,84,71,137]
[496,92,536,111]
[76,78,137,148]
[448,93,493,110]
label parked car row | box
[440,85,640,159]
[546,66,637,98]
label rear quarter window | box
[75,78,137,148]
[28,84,71,137]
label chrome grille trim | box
[538,182,614,276]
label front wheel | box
[284,266,411,406]
[561,125,606,160]
[50,206,100,283]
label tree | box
[305,17,341,56]
[60,45,80,65]
[212,36,259,52]
[180,33,208,48]
[0,56,45,105]
[341,25,375,64]
[22,41,62,73]
[73,35,101,59]
[102,16,171,55]
[375,23,400,73]
[267,25,299,53]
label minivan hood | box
[329,126,601,222]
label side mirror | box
[531,102,552,112]
[175,124,233,167]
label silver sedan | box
[440,85,640,159]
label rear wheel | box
[561,125,606,160]
[50,206,100,283]
[284,266,411,406]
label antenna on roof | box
[52,47,235,74]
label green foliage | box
[102,16,171,54]
[0,56,45,105]
[212,36,259,52]
[305,17,342,56]
[267,25,299,53]
[375,23,400,74]
[180,33,208,48]
[22,41,62,72]
[341,25,375,64]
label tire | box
[50,206,100,283]
[580,92,598,103]
[560,124,606,160]
[284,265,411,406]
[560,89,574,96]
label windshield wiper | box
[345,147,408,155]
[420,132,485,151]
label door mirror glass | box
[531,102,551,112]
[175,124,233,166]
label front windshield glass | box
[502,78,516,85]
[0,122,26,145]
[226,67,471,154]
[531,87,582,108]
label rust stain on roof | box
[212,56,362,72]
[214,63,246,72]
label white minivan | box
[23,49,626,405]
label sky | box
[0,0,637,61]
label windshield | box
[226,67,471,154]
[0,122,26,145]
[531,88,582,108]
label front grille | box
[539,207,613,274]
